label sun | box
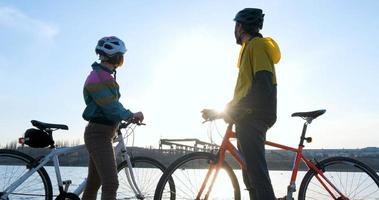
[132,28,240,146]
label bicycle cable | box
[207,121,214,144]
[207,120,223,146]
[124,124,137,147]
[131,124,136,147]
[213,120,223,139]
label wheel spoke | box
[154,152,240,200]
[116,157,170,199]
[0,150,52,199]
[299,157,379,200]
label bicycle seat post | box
[45,129,55,149]
[292,110,326,147]
[299,122,309,147]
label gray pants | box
[236,117,276,200]
[82,122,119,200]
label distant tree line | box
[3,140,18,150]
[1,139,82,150]
[1,141,378,171]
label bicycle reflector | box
[18,137,25,144]
[305,137,312,143]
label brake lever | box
[137,122,146,126]
[202,119,214,124]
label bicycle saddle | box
[31,120,69,130]
[291,109,326,120]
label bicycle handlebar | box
[118,118,145,129]
[202,117,222,124]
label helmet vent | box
[98,40,105,46]
[104,44,113,50]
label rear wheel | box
[299,156,379,200]
[0,149,53,200]
[154,152,240,200]
[117,156,174,199]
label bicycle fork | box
[117,138,145,199]
[196,161,222,200]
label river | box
[1,166,378,199]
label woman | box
[82,36,144,200]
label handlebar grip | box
[118,120,145,129]
[133,121,146,126]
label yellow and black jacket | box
[227,37,281,122]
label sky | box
[0,0,378,149]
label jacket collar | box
[91,62,115,74]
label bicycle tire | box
[117,156,174,200]
[154,152,240,200]
[0,149,53,200]
[298,156,379,200]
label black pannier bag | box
[24,128,54,148]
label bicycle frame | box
[197,123,349,200]
[2,144,85,198]
[113,127,145,199]
[2,124,146,199]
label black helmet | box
[234,8,265,29]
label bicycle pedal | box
[62,180,72,192]
[62,180,72,185]
[277,196,294,200]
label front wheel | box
[299,156,379,200]
[117,156,174,199]
[154,152,240,200]
[0,149,53,200]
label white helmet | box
[95,36,127,58]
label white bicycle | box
[0,119,174,199]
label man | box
[202,8,281,200]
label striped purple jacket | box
[82,62,133,124]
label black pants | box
[236,117,276,200]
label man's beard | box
[236,36,242,45]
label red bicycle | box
[154,109,379,200]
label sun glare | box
[135,29,239,145]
